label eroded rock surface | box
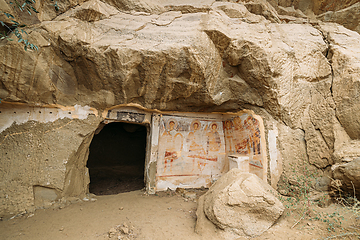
[318,3,360,34]
[332,158,360,196]
[196,169,284,238]
[1,0,360,219]
[0,113,100,218]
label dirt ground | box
[0,189,360,240]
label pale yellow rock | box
[269,0,360,15]
[55,0,119,22]
[212,1,266,23]
[309,88,336,150]
[302,106,332,168]
[197,169,284,238]
[160,0,214,13]
[319,23,360,139]
[275,122,323,194]
[332,157,360,196]
[151,11,182,26]
[276,5,308,18]
[227,0,281,23]
[225,22,330,128]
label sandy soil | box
[0,189,359,240]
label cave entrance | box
[87,122,148,195]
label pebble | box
[108,227,117,237]
[120,226,129,234]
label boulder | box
[332,157,360,196]
[333,141,360,164]
[233,0,281,23]
[212,2,266,23]
[196,169,284,238]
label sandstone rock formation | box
[318,3,360,34]
[332,157,360,197]
[196,169,284,238]
[1,0,360,220]
[268,0,360,16]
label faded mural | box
[155,112,266,190]
[156,116,226,190]
[223,114,265,180]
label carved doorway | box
[87,122,147,195]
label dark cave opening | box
[87,122,147,195]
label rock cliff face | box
[1,0,360,218]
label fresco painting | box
[161,119,184,173]
[206,122,222,162]
[156,116,226,190]
[223,113,265,179]
[156,112,265,190]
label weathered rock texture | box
[332,158,360,197]
[0,114,101,217]
[196,169,284,238]
[1,0,360,219]
[269,0,360,15]
[318,3,360,34]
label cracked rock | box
[196,169,284,238]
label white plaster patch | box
[156,178,209,191]
[0,104,96,133]
[149,114,161,164]
[268,129,278,173]
[268,128,281,187]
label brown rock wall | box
[0,115,100,218]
